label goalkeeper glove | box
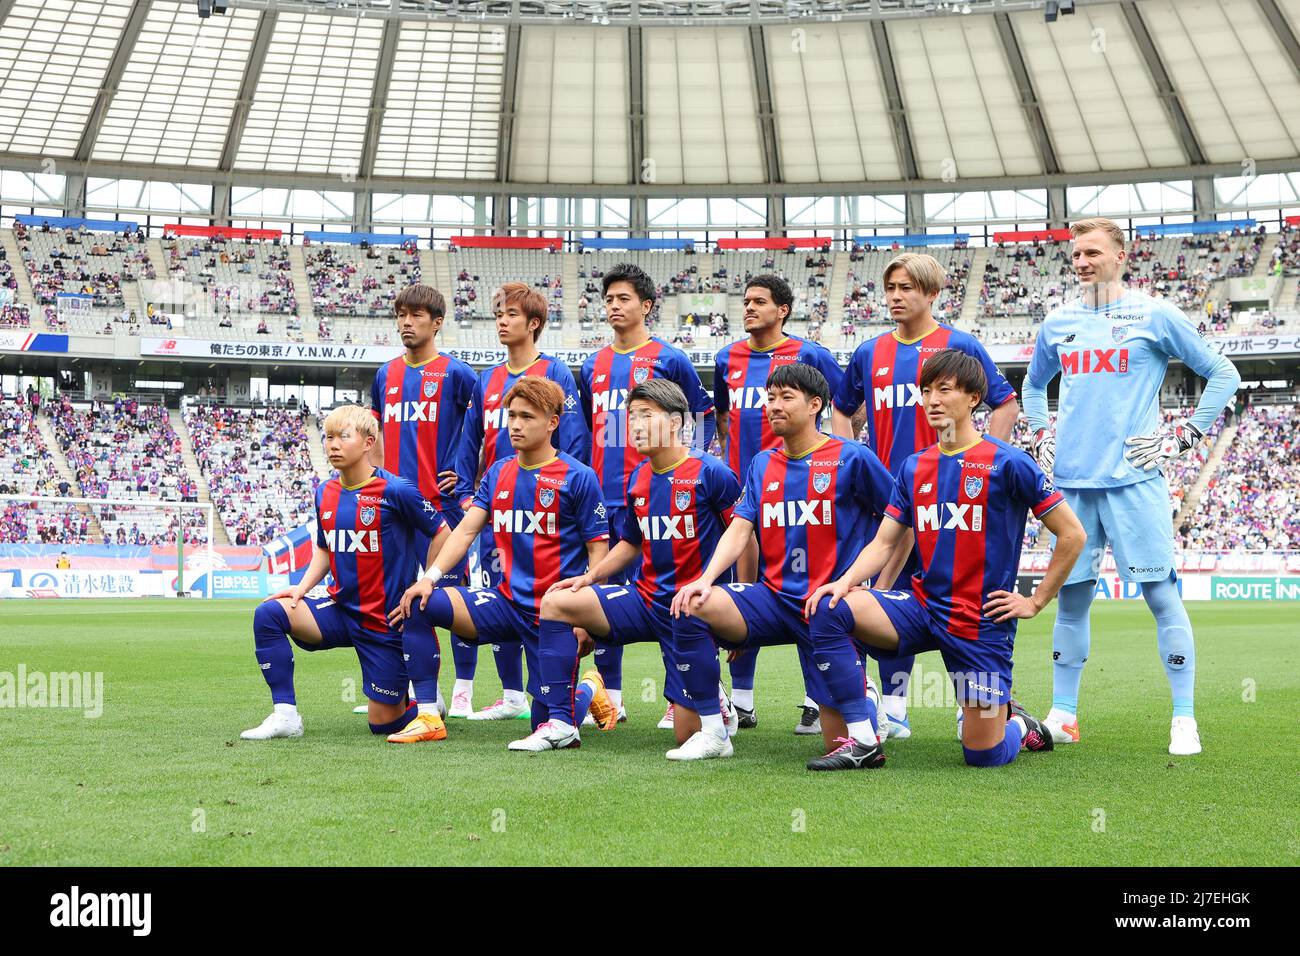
[1124,419,1204,472]
[1031,427,1055,476]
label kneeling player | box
[806,349,1086,769]
[670,363,903,762]
[388,377,616,750]
[241,404,449,740]
[538,379,742,753]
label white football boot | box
[1043,712,1081,745]
[469,697,529,721]
[1169,716,1202,756]
[666,730,734,761]
[240,709,304,740]
[657,702,675,729]
[507,721,580,752]
[447,689,475,719]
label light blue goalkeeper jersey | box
[1023,289,1240,489]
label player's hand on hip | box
[436,470,459,494]
[1124,419,1203,471]
[1031,427,1055,475]
[671,579,712,618]
[983,589,1040,623]
[549,574,592,593]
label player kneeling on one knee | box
[242,404,451,741]
[806,348,1087,768]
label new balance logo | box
[916,503,984,533]
[497,489,509,499]
[919,484,932,494]
[492,509,558,535]
[383,400,439,423]
[730,369,743,380]
[1060,348,1129,376]
[636,514,698,541]
[876,366,890,377]
[323,529,381,553]
[387,386,400,395]
[761,499,833,528]
[322,511,333,520]
[766,481,780,492]
[873,383,921,410]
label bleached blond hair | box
[322,404,378,441]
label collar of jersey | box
[748,335,789,353]
[653,451,692,474]
[340,473,378,491]
[506,354,543,374]
[519,455,559,471]
[782,435,831,460]
[611,338,653,355]
[892,323,940,346]
[1076,291,1134,313]
[939,438,983,457]
[402,353,439,369]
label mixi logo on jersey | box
[873,382,923,410]
[1060,347,1129,376]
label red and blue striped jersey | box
[833,323,1016,474]
[314,468,445,634]
[733,436,893,604]
[579,337,715,507]
[457,354,589,492]
[713,335,845,479]
[622,450,741,613]
[470,451,608,620]
[369,352,478,509]
[884,436,1063,640]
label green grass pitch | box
[1,598,1296,866]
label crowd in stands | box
[15,221,155,308]
[1270,222,1299,276]
[163,236,296,316]
[184,403,320,547]
[0,389,93,544]
[306,241,420,319]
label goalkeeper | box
[1022,217,1240,757]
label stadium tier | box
[0,395,92,545]
[450,246,564,325]
[162,234,297,316]
[306,240,422,319]
[14,221,155,309]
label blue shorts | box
[455,587,542,698]
[301,598,409,705]
[591,584,687,706]
[866,589,1013,708]
[603,505,631,585]
[1053,478,1175,586]
[714,583,837,708]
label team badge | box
[633,366,650,385]
[675,490,691,512]
[539,488,555,508]
[359,506,376,525]
[423,379,438,398]
[1111,326,1128,344]
[813,472,831,494]
[963,475,983,500]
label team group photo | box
[0,0,1296,898]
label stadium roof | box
[0,0,1297,194]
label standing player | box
[831,252,1020,740]
[711,274,845,734]
[386,378,616,751]
[806,349,1084,769]
[535,379,742,754]
[452,281,590,721]
[1022,218,1240,755]
[368,283,478,717]
[578,262,716,719]
[669,364,902,762]
[241,405,449,740]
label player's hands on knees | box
[982,589,1041,623]
[805,577,851,618]
[389,579,434,627]
[267,586,304,608]
[671,579,712,618]
[436,470,459,494]
[550,573,593,593]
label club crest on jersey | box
[359,506,376,525]
[633,367,649,385]
[1111,326,1128,344]
[813,472,831,494]
[423,379,438,398]
[963,476,983,500]
[675,490,691,511]
[539,488,556,508]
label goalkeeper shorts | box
[1051,477,1176,586]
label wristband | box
[421,564,443,585]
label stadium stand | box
[162,234,297,317]
[184,403,321,547]
[48,394,206,546]
[306,240,421,320]
[451,247,564,325]
[15,221,155,309]
[843,244,971,340]
[0,393,93,545]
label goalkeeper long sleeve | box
[1188,355,1241,435]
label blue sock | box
[451,633,478,681]
[530,697,549,731]
[878,655,914,701]
[402,589,450,707]
[492,640,525,693]
[253,601,295,705]
[574,681,595,725]
[594,641,623,691]
[671,613,723,716]
[1051,580,1094,715]
[809,596,871,724]
[538,618,580,724]
[369,701,418,735]
[727,645,757,690]
[1142,576,1196,718]
[962,717,1023,767]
